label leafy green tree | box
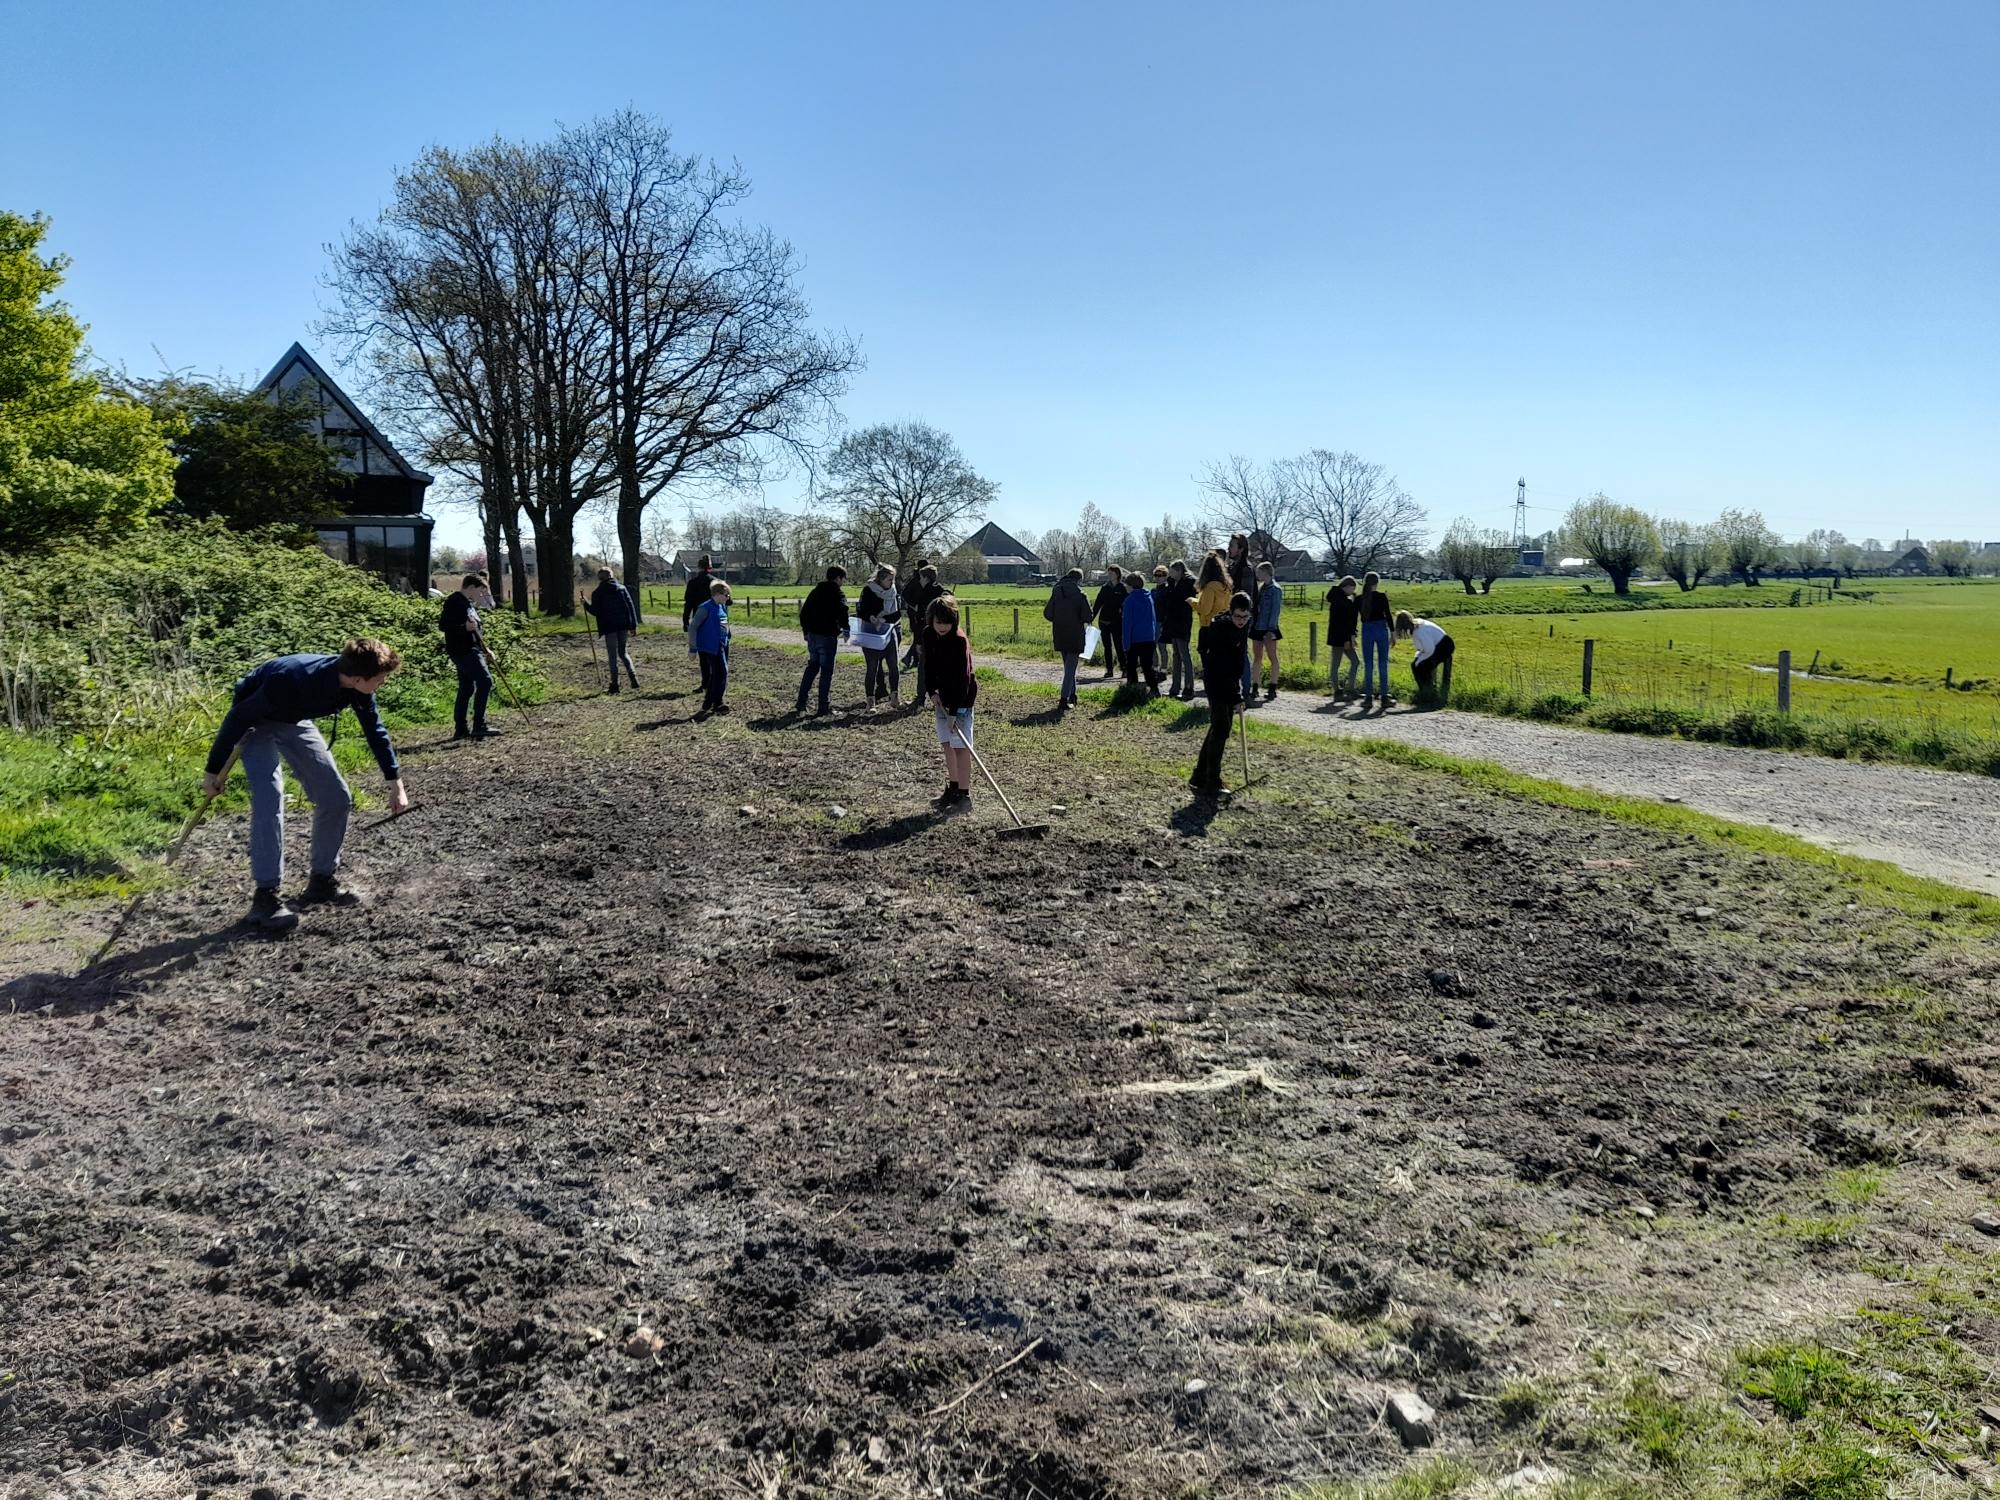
[1559,494,1659,595]
[0,213,176,552]
[120,376,348,527]
[1714,508,1781,585]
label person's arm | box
[203,683,268,788]
[583,594,597,617]
[347,692,403,786]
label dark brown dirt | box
[3,633,1994,1498]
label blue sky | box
[6,0,1995,551]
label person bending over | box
[1396,610,1455,706]
[204,638,410,932]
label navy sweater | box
[206,654,399,780]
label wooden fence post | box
[1945,666,1954,688]
[1582,639,1595,695]
[1777,649,1791,712]
[1548,624,1554,638]
[965,605,972,637]
[1309,621,1318,663]
[1013,606,1020,639]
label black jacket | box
[1159,576,1197,639]
[208,654,399,781]
[439,592,482,657]
[585,579,637,635]
[902,577,942,633]
[799,580,850,637]
[1359,587,1393,627]
[857,583,902,629]
[1328,588,1361,642]
[923,628,978,711]
[1229,554,1254,602]
[1042,578,1092,654]
[1198,620,1248,708]
[681,570,714,629]
[1091,581,1126,627]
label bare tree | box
[1560,494,1659,595]
[1267,449,1424,577]
[1036,526,1081,575]
[1199,456,1299,565]
[822,422,995,575]
[1070,504,1122,573]
[1657,518,1717,591]
[564,113,858,616]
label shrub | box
[1526,691,1590,721]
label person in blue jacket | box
[1250,561,1284,701]
[688,579,733,714]
[203,638,411,932]
[582,567,641,693]
[1120,571,1163,694]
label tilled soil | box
[3,634,1994,1498]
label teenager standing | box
[1358,571,1395,712]
[1091,565,1128,679]
[1192,593,1252,795]
[1249,561,1283,701]
[922,594,979,810]
[796,565,850,715]
[438,574,498,738]
[856,564,904,711]
[1043,567,1092,709]
[1327,575,1361,699]
[680,555,716,630]
[583,567,641,693]
[1160,559,1198,699]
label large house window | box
[315,529,349,563]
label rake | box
[88,745,238,969]
[1235,702,1264,794]
[482,642,532,726]
[950,723,1049,839]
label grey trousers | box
[603,629,640,689]
[239,721,351,889]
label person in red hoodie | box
[921,592,979,813]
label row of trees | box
[1196,449,1428,577]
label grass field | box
[604,576,2000,776]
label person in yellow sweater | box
[1192,549,1232,692]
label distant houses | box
[666,548,782,583]
[1243,529,1321,581]
[258,343,435,593]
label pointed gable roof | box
[255,342,432,484]
[961,521,1039,563]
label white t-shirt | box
[1410,619,1448,665]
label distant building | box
[1889,544,1932,574]
[955,522,1043,583]
[667,548,779,583]
[258,343,434,592]
[1243,529,1320,581]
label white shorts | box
[935,707,973,747]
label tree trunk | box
[618,486,646,624]
[538,516,577,615]
[1609,568,1633,595]
[501,511,529,614]
[1460,578,1476,595]
[1674,577,1693,592]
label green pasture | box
[600,576,2000,775]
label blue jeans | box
[797,633,839,711]
[603,629,639,689]
[451,649,492,730]
[1167,635,1194,695]
[239,720,351,890]
[1361,621,1391,697]
[698,649,729,708]
[1241,649,1256,700]
[1060,652,1080,703]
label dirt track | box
[732,624,2000,897]
[3,635,1996,1498]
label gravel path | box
[732,625,2000,895]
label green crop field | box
[594,575,2000,775]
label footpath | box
[727,624,2000,896]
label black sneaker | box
[607,683,620,694]
[934,781,958,805]
[298,872,362,908]
[1265,687,1278,701]
[247,887,299,932]
[473,725,505,739]
[452,726,472,741]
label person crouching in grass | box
[1396,610,1455,707]
[689,579,733,714]
[204,637,411,931]
[922,593,978,812]
[1191,592,1252,796]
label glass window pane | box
[352,526,386,572]
[316,529,349,563]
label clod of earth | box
[1972,1210,2000,1237]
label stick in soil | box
[927,1336,1046,1419]
[88,745,238,970]
[951,725,1049,838]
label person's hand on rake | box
[385,778,411,815]
[202,768,228,799]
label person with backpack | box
[1043,567,1092,710]
[796,564,851,716]
[583,567,641,693]
[1091,565,1128,679]
[1357,570,1396,712]
[203,638,411,931]
[438,573,499,739]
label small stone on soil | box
[1497,1464,1566,1495]
[1385,1391,1435,1447]
[1971,1210,2000,1237]
[828,805,845,817]
[1184,1378,1210,1396]
[621,1326,664,1358]
[738,804,757,816]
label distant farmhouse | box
[956,522,1042,583]
[1889,543,1932,574]
[1243,530,1321,582]
[258,343,434,592]
[667,548,781,584]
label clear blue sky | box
[7,0,1995,551]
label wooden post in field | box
[1582,639,1595,695]
[1777,650,1791,712]
[965,605,972,638]
[1309,621,1319,662]
[1013,606,1020,639]
[1945,666,1954,688]
[1548,624,1554,638]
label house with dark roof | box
[1244,530,1321,581]
[667,548,781,583]
[257,343,434,592]
[955,522,1043,583]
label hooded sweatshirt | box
[921,627,978,711]
[1121,585,1159,650]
